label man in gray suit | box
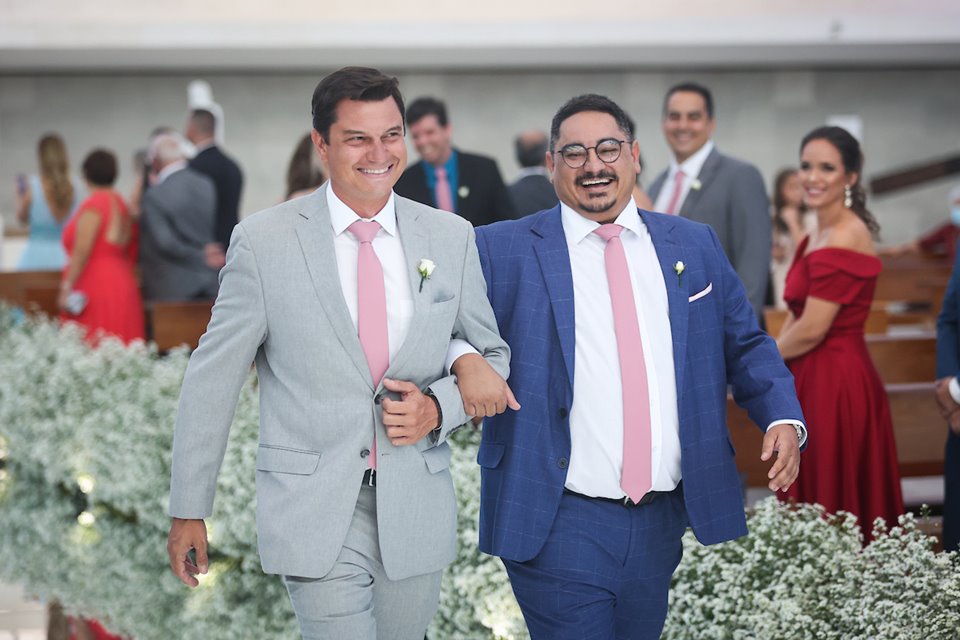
[648,82,770,319]
[139,132,220,302]
[166,67,512,640]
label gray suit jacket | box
[140,168,219,302]
[169,185,510,581]
[649,148,770,318]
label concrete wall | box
[1,67,958,245]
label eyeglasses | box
[555,139,627,169]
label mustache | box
[576,170,617,186]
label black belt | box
[362,468,376,487]
[563,484,678,507]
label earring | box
[844,185,853,209]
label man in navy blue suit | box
[465,94,806,639]
[933,245,960,553]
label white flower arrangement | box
[1,304,958,640]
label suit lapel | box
[679,148,719,219]
[532,208,576,388]
[294,185,375,389]
[386,200,431,378]
[641,210,689,394]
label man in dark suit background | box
[933,246,960,552]
[508,129,558,217]
[648,82,770,320]
[394,97,515,226]
[185,108,244,257]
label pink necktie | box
[348,220,389,470]
[434,166,455,213]
[593,224,652,503]
[663,169,685,216]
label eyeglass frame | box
[553,138,629,169]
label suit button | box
[558,457,568,469]
[360,448,370,459]
[374,393,384,405]
[558,407,568,419]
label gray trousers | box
[283,485,443,640]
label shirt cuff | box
[767,419,807,448]
[950,377,960,405]
[444,339,479,375]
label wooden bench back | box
[147,301,214,351]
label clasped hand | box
[934,377,960,435]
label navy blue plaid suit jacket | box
[474,205,803,562]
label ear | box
[311,129,328,165]
[545,146,556,175]
[629,140,641,174]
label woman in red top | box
[60,149,144,345]
[776,126,903,541]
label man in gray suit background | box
[166,67,512,640]
[648,82,770,320]
[139,132,220,302]
[508,129,558,217]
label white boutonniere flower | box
[690,179,702,191]
[458,185,470,199]
[417,258,436,292]
[674,261,685,284]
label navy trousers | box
[503,487,688,640]
[946,429,960,552]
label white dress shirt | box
[327,187,414,361]
[653,140,715,214]
[563,198,682,498]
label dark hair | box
[82,149,118,187]
[190,109,216,135]
[663,82,714,119]
[405,97,448,128]
[549,94,634,152]
[514,133,548,168]
[286,133,325,198]
[800,125,879,237]
[771,167,807,234]
[311,67,405,141]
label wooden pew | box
[728,382,944,487]
[875,254,951,315]
[764,307,889,339]
[0,270,61,316]
[147,300,214,351]
[866,333,936,384]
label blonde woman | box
[15,133,79,270]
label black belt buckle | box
[362,468,376,487]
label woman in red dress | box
[776,126,903,540]
[60,149,144,345]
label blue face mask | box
[951,205,960,227]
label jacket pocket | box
[421,442,452,473]
[476,442,505,469]
[256,445,321,475]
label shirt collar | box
[156,160,187,184]
[669,139,714,178]
[560,197,643,247]
[327,185,397,237]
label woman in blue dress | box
[14,133,79,270]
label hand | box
[451,353,521,418]
[57,286,70,312]
[760,423,801,493]
[167,518,208,587]
[381,378,439,446]
[204,242,226,270]
[948,409,960,436]
[934,377,959,419]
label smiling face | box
[313,97,407,217]
[662,90,715,164]
[799,138,857,211]
[409,114,453,167]
[546,110,640,223]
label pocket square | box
[688,282,713,302]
